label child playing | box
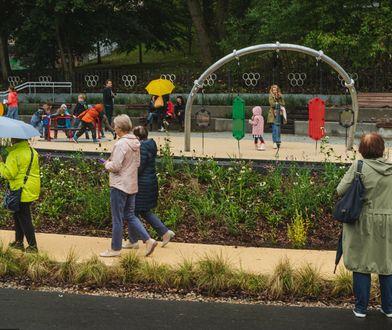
[249,106,265,151]
[53,104,71,139]
[41,104,53,140]
[30,105,45,137]
[72,94,90,139]
[73,104,104,143]
[5,86,19,119]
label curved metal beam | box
[184,42,358,151]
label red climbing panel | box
[308,97,325,141]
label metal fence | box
[5,65,392,95]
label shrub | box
[268,258,295,299]
[0,243,21,276]
[196,254,234,294]
[119,251,142,281]
[232,270,267,295]
[135,260,172,287]
[55,249,79,283]
[287,210,309,249]
[21,252,56,281]
[76,256,110,286]
[294,264,323,296]
[172,260,195,290]
[331,267,352,297]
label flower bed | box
[0,149,346,250]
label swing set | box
[183,42,359,153]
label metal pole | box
[184,42,358,151]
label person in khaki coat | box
[337,133,392,318]
[99,114,157,258]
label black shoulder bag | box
[2,148,34,212]
[333,160,365,223]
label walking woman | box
[267,84,287,149]
[337,133,392,318]
[100,115,157,257]
[174,96,185,131]
[0,139,40,252]
[122,126,175,249]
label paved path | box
[30,131,361,163]
[0,230,337,277]
[0,288,391,330]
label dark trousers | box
[156,108,165,129]
[353,272,392,314]
[13,202,37,247]
[105,104,114,125]
[76,121,96,140]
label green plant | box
[294,264,323,296]
[232,270,267,294]
[287,209,309,249]
[331,267,352,297]
[56,249,79,282]
[172,260,195,290]
[268,258,295,299]
[21,252,55,281]
[0,243,21,276]
[76,256,110,286]
[119,251,142,281]
[135,260,172,287]
[196,254,234,294]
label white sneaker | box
[380,308,392,318]
[273,143,277,149]
[162,230,175,247]
[145,239,158,257]
[159,128,166,132]
[353,309,366,318]
[99,249,121,257]
[258,144,266,151]
[122,241,139,249]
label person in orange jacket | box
[5,86,19,119]
[72,104,104,143]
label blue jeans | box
[110,188,150,251]
[31,121,43,135]
[128,211,168,243]
[353,272,392,314]
[7,107,19,120]
[146,112,157,126]
[272,123,281,143]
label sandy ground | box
[30,131,360,163]
[0,230,338,277]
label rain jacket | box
[135,139,158,212]
[0,141,40,202]
[105,134,140,195]
[249,106,264,136]
[267,94,286,124]
[7,91,18,108]
[78,105,103,124]
[337,158,392,275]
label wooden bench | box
[358,93,392,108]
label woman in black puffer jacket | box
[122,126,175,249]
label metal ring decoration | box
[287,72,307,87]
[202,73,217,87]
[121,74,137,88]
[338,73,358,87]
[84,74,99,87]
[7,76,20,85]
[160,74,176,82]
[242,72,261,87]
[38,75,52,82]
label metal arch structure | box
[184,42,359,151]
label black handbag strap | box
[23,147,34,186]
[355,160,364,176]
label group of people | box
[146,95,186,132]
[249,84,287,151]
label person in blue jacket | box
[123,125,175,249]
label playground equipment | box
[232,96,246,156]
[308,97,326,150]
[184,42,358,152]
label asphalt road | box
[0,288,391,330]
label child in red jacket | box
[73,104,104,143]
[5,86,19,119]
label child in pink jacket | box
[249,106,265,151]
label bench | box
[358,93,392,108]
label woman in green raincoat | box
[0,139,40,252]
[337,133,392,318]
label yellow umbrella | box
[0,103,4,116]
[145,78,175,96]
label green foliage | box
[294,264,323,296]
[120,251,142,281]
[331,267,353,297]
[76,255,110,286]
[0,243,21,276]
[268,258,295,299]
[287,210,309,249]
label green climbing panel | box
[232,96,246,141]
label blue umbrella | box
[0,117,40,139]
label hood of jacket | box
[252,106,262,116]
[364,158,392,176]
[141,138,157,156]
[120,134,140,151]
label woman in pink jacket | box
[249,106,265,150]
[6,86,19,120]
[100,114,157,257]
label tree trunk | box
[215,0,229,40]
[139,42,143,64]
[97,41,102,64]
[0,32,11,85]
[187,0,213,64]
[55,17,69,80]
